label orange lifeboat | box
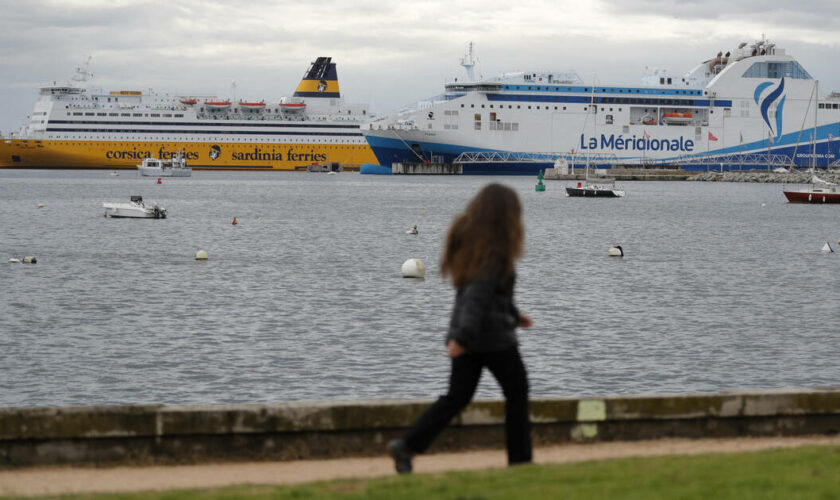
[662,111,692,124]
[279,102,306,111]
[239,100,266,110]
[204,100,231,110]
[179,98,197,105]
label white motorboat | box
[103,195,167,218]
[137,153,191,177]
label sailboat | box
[782,80,840,203]
[566,87,625,197]
[565,165,625,197]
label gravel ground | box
[2,435,840,497]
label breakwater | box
[544,167,696,181]
[2,389,838,468]
[688,169,840,183]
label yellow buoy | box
[195,250,209,260]
[38,203,45,208]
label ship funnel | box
[293,57,340,98]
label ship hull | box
[783,190,840,203]
[0,139,376,170]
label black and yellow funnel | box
[293,57,340,98]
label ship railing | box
[453,151,619,165]
[674,153,792,169]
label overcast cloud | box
[1,0,839,133]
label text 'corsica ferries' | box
[0,57,376,170]
[363,40,840,174]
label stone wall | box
[1,388,839,467]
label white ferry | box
[363,39,840,174]
[0,57,376,170]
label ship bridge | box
[39,85,84,96]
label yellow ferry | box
[0,57,376,170]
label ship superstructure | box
[0,57,376,169]
[364,39,840,174]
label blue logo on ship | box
[754,78,785,139]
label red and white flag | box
[708,131,718,141]
[643,130,650,140]
[830,133,835,141]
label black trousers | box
[403,347,532,464]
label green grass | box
[26,445,840,500]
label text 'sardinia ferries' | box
[363,39,840,174]
[0,57,376,170]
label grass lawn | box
[30,445,840,500]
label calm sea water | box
[1,169,838,408]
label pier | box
[392,162,462,174]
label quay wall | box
[1,388,839,468]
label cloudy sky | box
[1,0,839,133]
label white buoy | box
[821,242,833,254]
[195,250,209,260]
[608,245,624,257]
[9,258,20,263]
[401,258,425,278]
[22,256,37,264]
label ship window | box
[819,103,825,109]
[742,61,812,79]
[85,112,94,116]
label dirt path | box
[2,435,839,497]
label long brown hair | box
[440,183,524,288]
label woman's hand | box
[518,313,533,329]
[447,339,466,358]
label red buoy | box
[232,217,238,225]
[157,178,162,184]
[577,182,582,188]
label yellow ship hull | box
[0,139,377,170]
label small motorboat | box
[137,152,191,177]
[103,195,167,218]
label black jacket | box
[446,270,520,353]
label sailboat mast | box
[814,80,819,170]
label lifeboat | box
[279,102,306,111]
[179,98,197,105]
[239,100,266,110]
[662,112,693,124]
[641,115,657,125]
[204,100,231,110]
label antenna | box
[460,42,477,82]
[71,56,93,86]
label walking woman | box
[389,183,533,473]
